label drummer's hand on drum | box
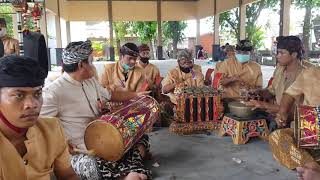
[275,112,288,128]
[123,172,147,180]
[296,162,320,180]
[136,91,151,96]
[68,141,77,155]
[97,99,110,115]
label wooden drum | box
[84,95,160,161]
[269,128,315,169]
[295,105,320,149]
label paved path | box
[147,128,296,180]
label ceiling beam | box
[66,0,198,1]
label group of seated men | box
[216,37,320,180]
[0,36,320,180]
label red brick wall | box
[188,33,215,57]
[200,33,214,55]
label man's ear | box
[78,61,83,69]
[291,52,298,59]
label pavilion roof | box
[47,0,258,21]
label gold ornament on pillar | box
[31,3,42,32]
[11,0,27,12]
[21,2,30,32]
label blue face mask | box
[235,54,250,63]
[122,63,134,72]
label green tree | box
[293,0,320,58]
[162,21,187,58]
[0,4,14,38]
[0,4,37,38]
[130,21,157,59]
[218,0,278,49]
[246,25,265,49]
[113,21,131,57]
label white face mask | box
[0,28,7,38]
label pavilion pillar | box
[55,0,62,48]
[66,21,71,44]
[40,14,48,44]
[279,0,290,36]
[42,1,49,46]
[108,0,115,61]
[54,15,62,48]
[212,0,220,61]
[239,0,246,40]
[195,18,201,59]
[12,14,19,40]
[157,0,164,60]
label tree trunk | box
[116,39,121,58]
[148,40,155,60]
[173,41,178,59]
[303,5,312,59]
[114,27,121,58]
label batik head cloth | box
[120,43,139,57]
[236,40,253,52]
[62,40,93,65]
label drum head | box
[84,120,124,161]
[269,128,314,169]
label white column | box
[108,0,113,46]
[12,13,19,40]
[108,0,115,61]
[157,0,162,47]
[239,0,246,40]
[157,0,164,59]
[196,18,200,45]
[212,0,220,61]
[66,21,71,44]
[214,14,220,44]
[40,14,48,44]
[55,15,62,48]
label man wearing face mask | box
[136,44,161,90]
[101,43,146,93]
[0,18,19,56]
[215,40,262,101]
[162,49,204,104]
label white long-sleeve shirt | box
[40,72,111,150]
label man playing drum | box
[246,36,311,131]
[0,55,79,179]
[269,66,320,171]
[277,66,320,127]
[41,41,151,180]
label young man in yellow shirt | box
[0,55,78,180]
